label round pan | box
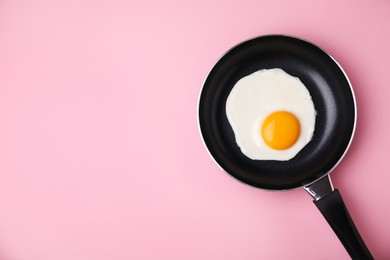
[198,35,356,190]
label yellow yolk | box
[261,111,301,150]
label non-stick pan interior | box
[198,35,355,190]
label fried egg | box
[226,68,316,161]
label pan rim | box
[197,34,357,191]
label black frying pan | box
[198,35,373,259]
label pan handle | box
[305,176,373,259]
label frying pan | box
[198,35,373,259]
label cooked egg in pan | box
[226,68,316,161]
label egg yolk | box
[261,111,301,150]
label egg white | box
[226,68,316,161]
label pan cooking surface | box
[199,35,355,190]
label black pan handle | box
[314,189,373,260]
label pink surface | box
[0,0,389,259]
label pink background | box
[0,0,389,259]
